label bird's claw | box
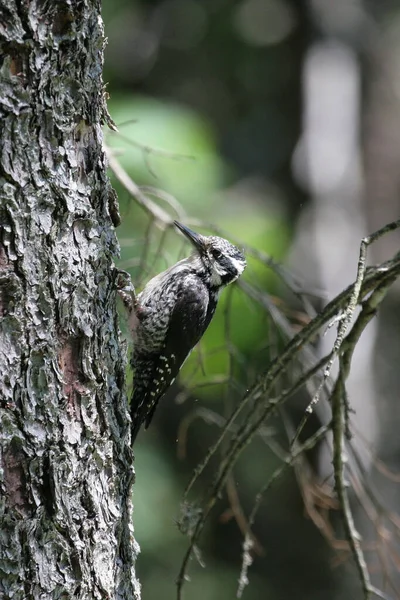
[115,268,137,314]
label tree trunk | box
[0,1,139,598]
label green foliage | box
[107,94,227,208]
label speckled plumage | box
[130,222,246,443]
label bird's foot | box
[115,269,137,314]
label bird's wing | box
[131,278,214,441]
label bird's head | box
[174,221,246,287]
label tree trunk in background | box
[0,1,139,598]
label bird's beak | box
[174,221,206,253]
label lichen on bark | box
[0,1,139,598]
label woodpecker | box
[128,221,246,443]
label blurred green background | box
[102,1,400,599]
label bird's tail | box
[131,404,143,444]
[130,386,147,444]
[130,356,155,443]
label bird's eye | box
[212,249,222,259]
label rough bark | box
[0,1,139,598]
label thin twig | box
[332,276,399,600]
[107,146,173,224]
[237,424,330,597]
[291,219,400,448]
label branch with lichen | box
[177,223,400,600]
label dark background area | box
[102,1,400,598]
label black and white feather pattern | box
[130,272,217,441]
[129,223,246,443]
